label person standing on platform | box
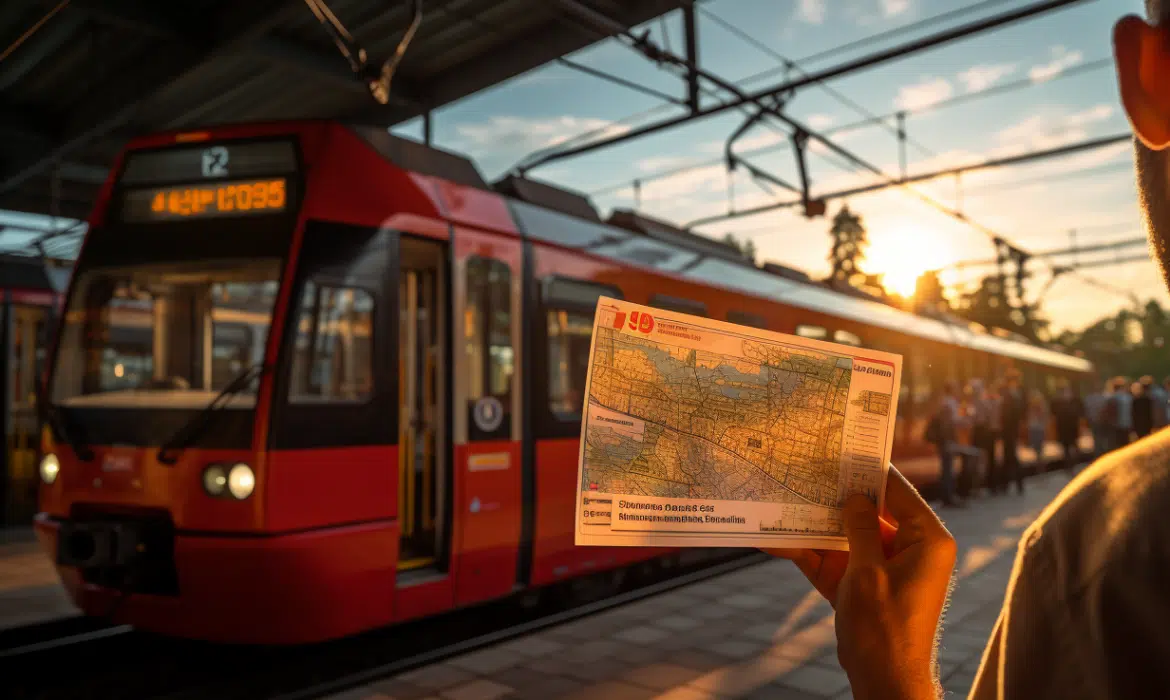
[1025,389,1050,469]
[1083,379,1111,456]
[1111,376,1134,448]
[999,370,1026,494]
[1134,375,1156,438]
[987,379,1005,494]
[1051,383,1084,473]
[927,381,964,508]
[768,9,1170,695]
[1150,375,1169,430]
[970,379,996,495]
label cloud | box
[635,156,695,173]
[1029,46,1083,83]
[807,114,836,130]
[993,103,1116,152]
[452,115,631,154]
[881,0,910,17]
[894,77,953,111]
[798,0,826,24]
[958,63,1017,93]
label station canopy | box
[0,0,688,253]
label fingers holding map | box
[575,297,902,551]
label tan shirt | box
[969,430,1170,699]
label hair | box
[1141,374,1155,387]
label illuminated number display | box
[122,178,291,222]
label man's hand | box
[765,467,957,700]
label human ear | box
[1115,14,1170,150]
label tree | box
[914,270,951,314]
[721,233,757,263]
[1063,299,1170,380]
[952,272,1049,342]
[827,204,868,289]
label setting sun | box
[866,225,953,298]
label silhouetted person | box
[1026,389,1049,468]
[999,370,1025,494]
[1084,379,1111,456]
[928,380,964,508]
[1134,375,1156,438]
[1051,384,1084,473]
[970,379,997,494]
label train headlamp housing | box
[39,453,60,484]
[202,462,254,500]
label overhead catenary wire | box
[588,55,1115,197]
[491,0,1076,170]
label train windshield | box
[50,258,282,409]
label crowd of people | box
[928,371,1170,507]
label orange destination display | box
[120,177,290,222]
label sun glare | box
[867,225,951,298]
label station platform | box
[323,471,1074,700]
[0,527,77,632]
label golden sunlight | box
[867,225,952,297]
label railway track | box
[2,550,769,700]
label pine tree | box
[827,204,868,288]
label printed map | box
[583,326,852,508]
[576,298,901,550]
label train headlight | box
[39,453,60,484]
[202,464,228,497]
[227,463,255,500]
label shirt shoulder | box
[1022,429,1170,598]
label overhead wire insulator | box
[303,0,423,105]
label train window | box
[648,293,707,317]
[727,310,767,329]
[288,283,375,403]
[465,257,513,438]
[542,278,621,422]
[833,329,862,347]
[795,324,827,340]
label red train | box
[34,121,1093,644]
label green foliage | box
[721,233,757,263]
[1057,299,1170,380]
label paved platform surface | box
[0,527,77,631]
[323,471,1076,700]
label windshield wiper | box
[156,364,266,465]
[43,402,95,462]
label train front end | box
[34,126,387,644]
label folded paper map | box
[574,297,902,550]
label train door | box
[397,237,447,572]
[1,297,51,526]
[452,228,523,607]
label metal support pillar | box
[423,111,432,146]
[633,178,641,208]
[682,2,700,113]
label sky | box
[1,0,1154,334]
[390,0,1156,334]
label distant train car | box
[34,122,1093,644]
[0,255,66,528]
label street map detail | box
[575,297,902,550]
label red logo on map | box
[627,311,655,334]
[612,312,627,330]
[589,482,598,490]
